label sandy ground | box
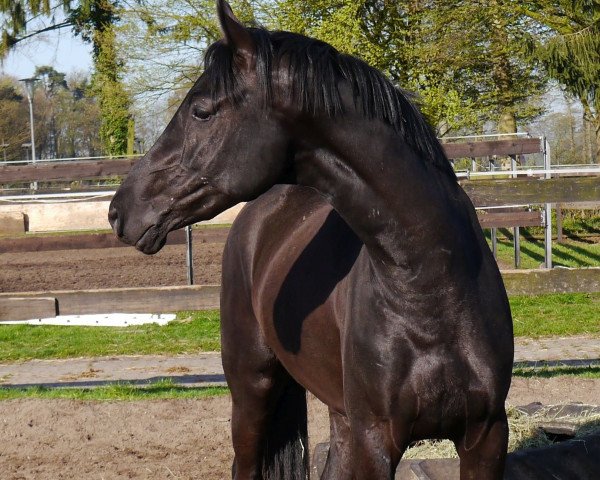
[0,377,599,480]
[0,243,224,293]
[1,238,599,478]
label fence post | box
[489,156,497,260]
[510,154,520,268]
[186,225,194,285]
[543,137,553,269]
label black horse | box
[109,2,514,478]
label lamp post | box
[19,77,38,190]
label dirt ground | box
[1,239,600,478]
[0,243,224,292]
[0,377,598,480]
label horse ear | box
[217,0,255,70]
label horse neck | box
[292,114,458,285]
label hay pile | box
[403,405,600,459]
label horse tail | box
[261,378,309,480]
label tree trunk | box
[583,109,591,163]
[565,97,576,154]
[594,115,600,164]
[581,99,599,163]
[489,1,517,136]
[498,109,517,134]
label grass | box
[510,292,600,337]
[0,310,221,363]
[489,233,600,269]
[0,292,597,401]
[0,366,598,401]
[0,294,598,363]
[560,209,600,238]
[0,228,113,239]
[0,378,229,401]
[513,364,600,378]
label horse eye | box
[192,106,213,121]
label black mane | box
[203,28,455,179]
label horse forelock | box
[202,28,455,180]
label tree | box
[0,77,29,161]
[531,106,587,164]
[274,0,473,134]
[117,0,261,103]
[0,1,71,58]
[518,0,600,162]
[274,1,546,136]
[90,23,132,155]
[470,0,546,133]
[57,72,103,157]
[115,0,264,148]
[0,69,103,160]
[117,1,550,138]
[1,1,133,156]
[35,66,69,158]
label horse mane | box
[203,28,456,179]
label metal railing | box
[1,153,144,165]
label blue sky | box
[0,27,93,79]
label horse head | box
[109,0,294,254]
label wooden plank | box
[0,139,542,184]
[0,228,230,254]
[477,211,543,228]
[0,232,136,253]
[443,138,542,159]
[562,202,600,209]
[0,230,185,253]
[0,185,117,196]
[1,268,598,318]
[0,297,57,321]
[0,286,221,316]
[0,158,137,183]
[502,268,600,296]
[461,176,600,207]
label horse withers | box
[109,2,514,479]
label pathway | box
[0,335,598,388]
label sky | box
[0,27,93,80]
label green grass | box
[0,310,221,363]
[560,210,600,238]
[2,366,599,401]
[0,228,113,239]
[513,364,600,379]
[510,293,600,337]
[0,378,229,401]
[489,234,600,269]
[0,294,598,363]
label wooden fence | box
[462,176,600,207]
[0,228,229,253]
[0,158,135,184]
[0,214,546,254]
[1,137,598,321]
[1,268,599,320]
[2,138,599,208]
[0,138,544,183]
